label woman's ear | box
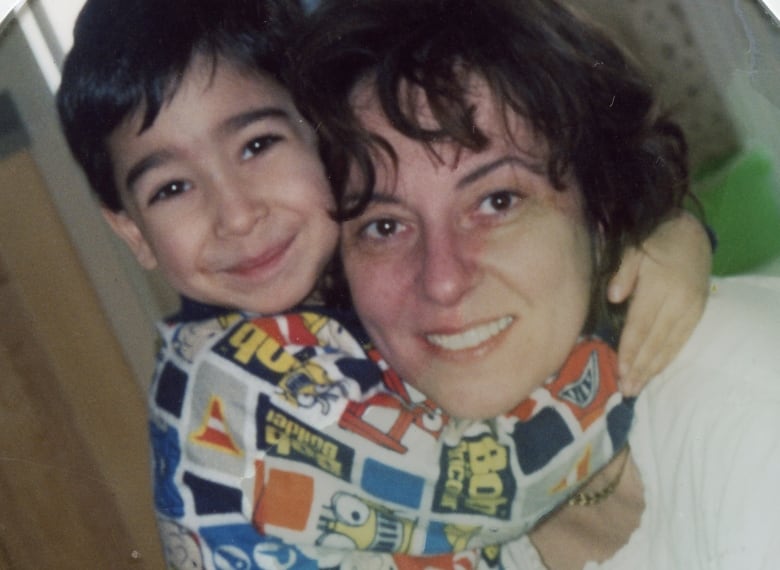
[101,208,158,270]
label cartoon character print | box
[317,492,417,553]
[158,517,205,569]
[478,544,503,569]
[196,524,317,570]
[173,314,241,363]
[216,316,353,415]
[257,400,355,480]
[271,313,356,413]
[340,348,446,453]
[150,420,185,518]
[249,539,311,570]
[277,359,349,414]
[545,337,620,431]
[434,432,516,520]
[315,495,484,561]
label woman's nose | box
[419,229,479,306]
[213,178,268,238]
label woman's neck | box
[529,447,645,570]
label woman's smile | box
[425,315,515,353]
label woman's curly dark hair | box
[292,0,691,324]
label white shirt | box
[502,276,780,570]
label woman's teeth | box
[426,316,514,351]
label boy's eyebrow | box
[126,150,174,193]
[217,106,290,136]
[125,107,290,192]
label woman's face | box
[341,82,597,419]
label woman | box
[293,0,780,567]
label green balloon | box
[693,149,780,275]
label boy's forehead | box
[107,57,306,201]
[141,56,293,127]
[114,55,297,140]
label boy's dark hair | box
[293,0,691,317]
[57,0,305,212]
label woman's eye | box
[362,218,401,240]
[148,180,191,206]
[477,190,519,215]
[241,134,282,160]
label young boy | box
[56,0,711,568]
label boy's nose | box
[419,228,479,306]
[213,180,268,238]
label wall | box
[2,0,176,389]
[0,59,164,568]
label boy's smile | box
[104,56,338,313]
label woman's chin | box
[409,364,540,420]
[435,391,528,421]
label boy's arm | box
[608,210,713,395]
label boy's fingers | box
[628,320,689,393]
[608,246,642,303]
[616,211,713,396]
[617,285,663,394]
[619,285,709,395]
[620,304,677,394]
[618,318,660,395]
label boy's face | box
[104,57,338,313]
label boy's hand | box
[609,211,713,396]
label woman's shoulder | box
[701,275,780,337]
[627,276,780,570]
[659,275,780,389]
[638,275,780,432]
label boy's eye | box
[476,190,520,215]
[241,134,283,160]
[148,180,192,206]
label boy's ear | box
[101,207,158,270]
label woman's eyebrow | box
[347,154,541,207]
[366,192,401,204]
[456,155,540,189]
[344,191,401,210]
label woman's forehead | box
[352,74,546,163]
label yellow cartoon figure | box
[317,492,416,553]
[278,361,347,413]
